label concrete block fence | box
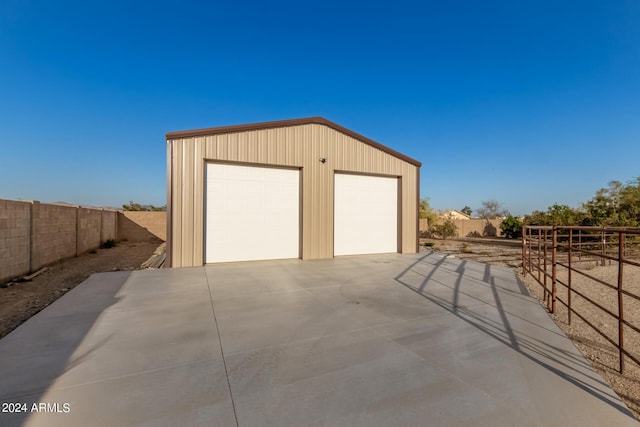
[419,217,504,238]
[0,199,166,284]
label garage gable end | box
[166,117,421,167]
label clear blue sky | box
[1,1,639,215]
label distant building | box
[441,209,472,220]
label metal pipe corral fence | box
[522,225,640,374]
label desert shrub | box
[423,241,435,247]
[501,215,523,239]
[431,219,457,240]
[467,231,481,238]
[100,239,116,249]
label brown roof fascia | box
[165,116,422,167]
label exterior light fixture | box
[319,157,327,163]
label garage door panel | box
[206,164,299,263]
[334,174,398,256]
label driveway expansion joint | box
[204,269,239,427]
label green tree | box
[523,204,584,226]
[523,177,640,228]
[419,197,438,226]
[500,215,523,238]
[547,203,584,226]
[582,182,621,226]
[583,179,640,227]
[461,206,473,216]
[618,177,640,226]
[523,209,550,226]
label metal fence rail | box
[522,225,640,374]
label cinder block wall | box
[0,199,31,281]
[31,202,77,270]
[77,207,102,255]
[101,210,117,242]
[117,211,166,242]
[419,218,504,238]
[0,199,120,283]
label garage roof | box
[166,116,422,167]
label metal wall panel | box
[168,122,419,267]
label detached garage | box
[165,117,421,267]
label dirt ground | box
[0,240,163,339]
[421,237,640,420]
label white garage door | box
[205,163,300,263]
[334,173,398,256]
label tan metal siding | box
[168,123,419,267]
[172,141,183,266]
[166,141,173,267]
[181,139,194,266]
[193,139,205,265]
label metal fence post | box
[528,227,532,276]
[543,229,549,309]
[522,227,526,275]
[568,228,572,325]
[578,229,582,263]
[551,227,557,314]
[601,228,606,266]
[618,232,625,374]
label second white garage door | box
[334,173,398,256]
[205,163,300,263]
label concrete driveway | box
[0,253,637,426]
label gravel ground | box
[422,237,640,420]
[0,240,163,339]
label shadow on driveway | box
[0,272,130,426]
[395,252,636,420]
